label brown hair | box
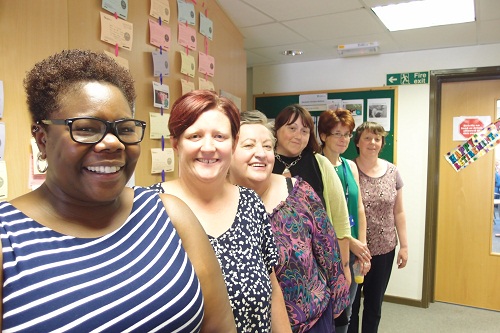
[318,108,355,147]
[353,121,388,154]
[168,90,240,140]
[274,104,320,153]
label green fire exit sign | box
[386,71,429,85]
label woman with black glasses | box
[0,49,236,332]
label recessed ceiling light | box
[282,50,303,56]
[372,0,475,32]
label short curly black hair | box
[24,49,136,123]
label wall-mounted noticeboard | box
[254,87,397,163]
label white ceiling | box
[216,0,500,68]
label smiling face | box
[275,116,310,157]
[321,123,352,155]
[230,123,275,189]
[172,109,235,184]
[38,81,140,204]
[356,129,383,157]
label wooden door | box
[435,79,500,311]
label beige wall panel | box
[0,0,69,200]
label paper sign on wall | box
[453,116,491,141]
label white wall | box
[251,43,500,301]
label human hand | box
[354,258,371,275]
[350,238,372,262]
[397,247,408,269]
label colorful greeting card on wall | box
[151,148,174,173]
[100,12,133,51]
[150,0,170,23]
[180,51,195,77]
[198,52,215,77]
[177,0,196,25]
[152,81,170,109]
[152,51,169,77]
[199,77,214,91]
[199,12,213,40]
[149,18,171,50]
[149,111,170,139]
[181,78,195,95]
[178,23,197,50]
[102,0,128,20]
[444,118,500,172]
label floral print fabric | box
[269,177,349,333]
[357,161,403,256]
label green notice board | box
[254,87,397,163]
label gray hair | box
[240,110,276,147]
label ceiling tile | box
[478,19,500,44]
[236,0,363,21]
[215,0,500,67]
[283,9,386,41]
[241,23,307,49]
[216,0,274,28]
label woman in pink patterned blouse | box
[347,122,408,333]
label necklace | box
[275,153,302,176]
[333,156,342,171]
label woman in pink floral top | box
[347,122,408,333]
[229,110,349,333]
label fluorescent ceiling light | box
[337,42,379,57]
[372,0,475,32]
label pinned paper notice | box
[199,13,213,40]
[453,116,491,141]
[100,12,133,51]
[181,78,195,95]
[150,0,171,23]
[102,0,129,20]
[149,112,170,139]
[151,148,174,173]
[199,77,214,91]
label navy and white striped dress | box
[0,187,204,333]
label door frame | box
[424,66,500,306]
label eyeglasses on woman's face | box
[39,116,146,144]
[330,131,353,139]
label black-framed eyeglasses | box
[39,117,147,144]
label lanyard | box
[341,158,349,204]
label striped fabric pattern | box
[0,187,204,333]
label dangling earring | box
[36,152,48,173]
